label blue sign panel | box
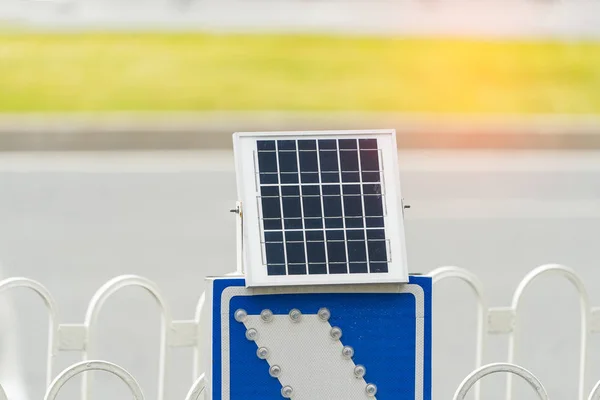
[208,276,431,400]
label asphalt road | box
[1,149,600,400]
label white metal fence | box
[1,263,600,399]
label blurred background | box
[1,1,600,399]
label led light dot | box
[318,307,331,321]
[289,308,302,322]
[354,365,366,378]
[281,385,294,398]
[245,328,258,341]
[269,365,282,378]
[366,383,377,397]
[330,326,343,340]
[256,347,269,359]
[234,309,247,323]
[342,346,354,359]
[260,309,274,322]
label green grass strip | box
[1,32,599,113]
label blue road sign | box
[205,275,431,400]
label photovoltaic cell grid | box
[254,138,390,277]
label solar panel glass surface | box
[256,138,389,277]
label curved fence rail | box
[452,363,549,400]
[0,274,205,400]
[0,361,205,400]
[44,361,145,400]
[184,374,207,400]
[2,359,600,400]
[0,264,599,399]
[428,263,598,400]
[589,380,600,400]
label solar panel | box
[233,130,408,287]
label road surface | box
[0,149,599,399]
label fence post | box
[453,362,548,400]
[192,292,205,381]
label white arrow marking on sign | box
[243,314,376,399]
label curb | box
[1,112,600,151]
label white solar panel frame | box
[232,129,409,288]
